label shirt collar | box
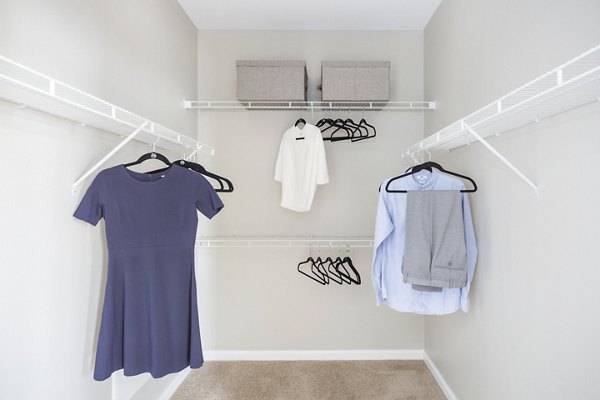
[407,167,440,190]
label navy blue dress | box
[74,164,223,381]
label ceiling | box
[177,0,442,31]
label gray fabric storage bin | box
[321,61,390,101]
[237,60,307,101]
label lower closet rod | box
[195,237,374,248]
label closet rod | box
[195,236,374,248]
[184,100,436,112]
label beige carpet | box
[171,360,445,400]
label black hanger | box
[351,118,376,142]
[313,257,330,284]
[323,119,353,142]
[337,257,361,285]
[316,118,340,130]
[383,162,477,193]
[317,118,336,130]
[347,118,375,142]
[124,152,171,168]
[298,257,327,285]
[318,118,339,135]
[146,160,234,193]
[331,118,360,142]
[334,258,353,284]
[323,257,343,285]
[405,161,443,173]
[343,118,367,141]
[331,118,355,141]
[295,118,306,127]
[177,160,234,193]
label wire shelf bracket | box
[0,54,215,193]
[402,43,600,192]
[464,122,538,191]
[71,122,148,193]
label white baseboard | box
[423,351,457,400]
[157,367,191,400]
[203,349,424,361]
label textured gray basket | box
[321,61,390,101]
[237,60,307,101]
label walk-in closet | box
[1,1,599,399]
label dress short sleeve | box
[73,173,104,226]
[194,175,224,219]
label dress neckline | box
[120,163,177,184]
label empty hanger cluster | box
[294,117,376,142]
[297,247,361,286]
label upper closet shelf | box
[184,100,436,112]
[0,54,214,159]
[402,44,600,191]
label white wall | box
[423,1,600,399]
[195,30,426,352]
[0,1,198,399]
[0,0,197,135]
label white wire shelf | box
[403,44,600,158]
[0,54,213,156]
[184,100,436,112]
[402,44,600,192]
[195,236,374,248]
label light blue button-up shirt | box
[372,168,478,315]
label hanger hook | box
[151,136,160,153]
[409,152,419,166]
[426,147,432,162]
